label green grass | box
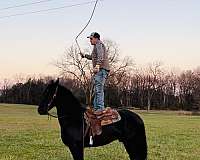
[0,103,200,160]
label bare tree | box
[193,68,200,110]
[161,72,178,108]
[55,45,92,105]
[55,40,134,107]
[177,70,197,110]
[145,61,166,111]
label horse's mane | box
[58,84,83,109]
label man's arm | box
[84,54,92,60]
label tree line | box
[0,66,200,110]
[0,67,200,111]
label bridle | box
[46,84,77,119]
[47,84,60,118]
[46,84,86,119]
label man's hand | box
[79,52,85,58]
[93,65,100,74]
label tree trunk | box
[163,93,166,107]
[147,91,151,111]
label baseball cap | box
[87,32,100,39]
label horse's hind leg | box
[123,140,135,160]
[123,137,147,160]
[69,143,84,160]
[122,132,147,160]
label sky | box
[0,0,200,80]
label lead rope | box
[75,0,99,55]
[82,112,85,157]
[74,0,100,154]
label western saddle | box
[84,107,121,139]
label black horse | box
[38,79,147,160]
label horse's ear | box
[55,78,59,85]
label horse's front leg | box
[68,142,84,160]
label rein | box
[47,84,59,118]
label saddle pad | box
[84,107,121,126]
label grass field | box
[0,104,200,160]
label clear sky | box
[0,0,200,79]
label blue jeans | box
[93,69,109,111]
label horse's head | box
[38,79,59,115]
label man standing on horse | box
[81,32,110,111]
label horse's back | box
[118,109,145,126]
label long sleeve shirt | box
[85,40,110,71]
